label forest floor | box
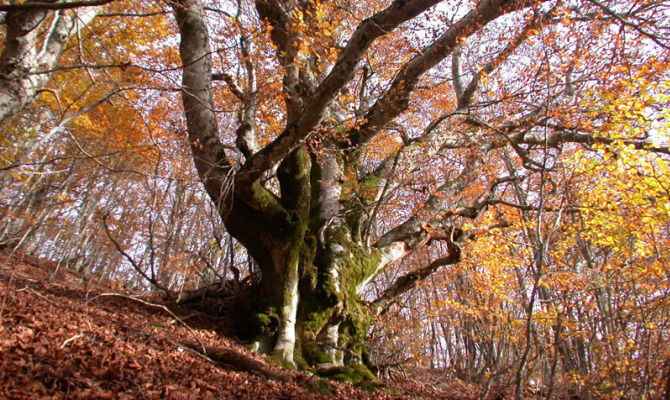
[0,250,511,400]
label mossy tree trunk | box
[222,143,402,368]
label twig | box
[85,292,206,354]
[18,286,60,306]
[165,338,218,364]
[61,333,85,348]
[126,378,148,400]
[101,215,172,297]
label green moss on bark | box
[317,364,377,392]
[296,219,382,365]
[236,305,279,340]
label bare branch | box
[457,9,546,109]
[585,0,670,50]
[0,0,115,12]
[212,72,246,101]
[86,293,204,353]
[101,215,172,296]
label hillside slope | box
[0,251,473,400]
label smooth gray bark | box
[0,3,101,124]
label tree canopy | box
[1,0,668,398]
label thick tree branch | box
[371,239,462,315]
[255,0,303,123]
[0,0,114,12]
[351,0,541,149]
[212,72,246,100]
[451,44,466,101]
[512,129,670,155]
[237,0,444,188]
[237,28,260,158]
[357,152,489,293]
[479,110,670,156]
[376,149,486,249]
[171,0,233,210]
[456,9,545,109]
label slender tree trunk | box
[0,5,101,124]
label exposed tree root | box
[179,341,291,382]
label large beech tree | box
[1,0,668,372]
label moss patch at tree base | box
[317,364,378,392]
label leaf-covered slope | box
[1,251,407,400]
